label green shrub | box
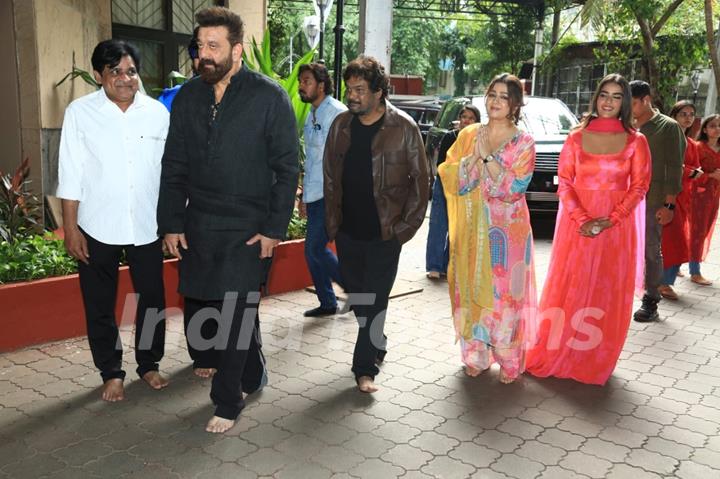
[286,209,307,240]
[0,234,77,284]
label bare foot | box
[357,376,379,393]
[194,368,217,378]
[142,371,169,390]
[464,366,483,377]
[101,378,125,402]
[499,370,516,384]
[206,416,235,434]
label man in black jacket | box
[324,56,430,393]
[157,7,298,433]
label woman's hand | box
[579,217,612,237]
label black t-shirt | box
[339,114,384,240]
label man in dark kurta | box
[157,7,298,433]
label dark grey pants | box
[644,203,664,301]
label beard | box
[199,54,233,84]
[299,90,317,104]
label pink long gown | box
[525,128,651,385]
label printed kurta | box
[690,142,720,262]
[526,129,651,385]
[439,124,537,379]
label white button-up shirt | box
[56,88,169,246]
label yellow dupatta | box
[437,124,494,342]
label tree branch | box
[651,0,686,37]
[705,0,720,100]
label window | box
[111,0,223,96]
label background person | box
[689,114,720,285]
[630,80,685,323]
[56,39,170,402]
[426,105,480,280]
[526,74,651,385]
[298,63,347,317]
[659,101,703,299]
[439,73,536,384]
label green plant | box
[0,234,77,284]
[56,66,100,89]
[0,158,42,243]
[286,209,307,240]
[243,29,316,139]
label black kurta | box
[157,66,299,300]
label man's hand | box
[656,207,674,226]
[164,233,188,259]
[64,226,89,264]
[246,234,280,258]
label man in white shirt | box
[56,40,170,402]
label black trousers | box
[335,231,401,380]
[183,295,266,420]
[77,231,166,382]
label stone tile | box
[197,463,258,478]
[598,426,646,448]
[389,391,434,410]
[422,455,477,479]
[409,431,460,455]
[537,428,585,451]
[435,418,481,442]
[397,410,445,431]
[274,433,325,459]
[557,417,603,437]
[474,430,523,454]
[381,444,433,470]
[579,438,629,463]
[311,445,365,473]
[675,460,718,479]
[496,418,543,441]
[538,465,589,478]
[237,448,293,476]
[52,439,114,467]
[449,442,501,468]
[692,448,720,469]
[625,449,678,475]
[518,408,564,428]
[672,414,719,436]
[242,424,291,448]
[343,432,394,458]
[491,453,544,479]
[559,450,612,478]
[276,462,332,479]
[203,436,257,462]
[605,464,662,479]
[348,458,404,479]
[659,425,708,447]
[307,422,357,445]
[372,422,422,444]
[82,451,147,478]
[515,440,566,466]
[615,416,662,436]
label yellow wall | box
[228,0,267,50]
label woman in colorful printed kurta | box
[525,74,651,385]
[689,114,720,284]
[439,73,537,383]
[659,101,702,300]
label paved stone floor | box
[1,215,719,479]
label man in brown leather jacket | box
[323,56,430,393]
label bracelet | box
[482,155,493,164]
[663,202,675,211]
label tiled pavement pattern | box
[1,216,719,479]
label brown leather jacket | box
[323,101,430,244]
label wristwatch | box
[663,202,676,211]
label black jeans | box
[336,231,401,380]
[77,231,165,383]
[183,295,266,420]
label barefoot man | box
[57,39,170,401]
[323,56,429,393]
[157,7,298,433]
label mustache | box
[199,59,217,68]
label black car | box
[390,95,443,143]
[426,95,578,214]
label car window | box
[438,101,464,129]
[425,109,439,126]
[402,108,422,122]
[521,100,576,135]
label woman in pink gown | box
[526,74,651,385]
